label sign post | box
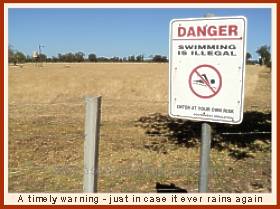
[169,16,247,192]
[199,122,211,192]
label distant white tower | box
[32,51,40,67]
[33,44,45,67]
[32,51,39,59]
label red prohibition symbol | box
[188,64,222,99]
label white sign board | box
[169,16,247,124]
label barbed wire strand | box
[219,131,271,135]
[8,101,272,108]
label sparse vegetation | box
[8,63,271,193]
[246,52,252,64]
[256,45,271,67]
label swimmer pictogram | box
[189,64,222,99]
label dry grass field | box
[8,63,272,193]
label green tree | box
[246,52,252,60]
[39,53,47,62]
[246,52,252,64]
[152,55,168,63]
[97,57,109,62]
[111,57,120,62]
[14,51,26,64]
[51,56,59,62]
[88,53,97,62]
[58,53,63,62]
[256,45,271,67]
[75,51,85,62]
[136,54,144,62]
[8,44,15,64]
[128,55,135,62]
[64,53,75,62]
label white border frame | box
[4,3,277,205]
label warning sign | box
[169,16,247,124]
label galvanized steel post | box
[84,96,101,193]
[199,122,212,192]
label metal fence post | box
[84,96,102,193]
[199,122,212,192]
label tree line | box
[8,46,168,65]
[9,44,271,67]
[246,45,271,67]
